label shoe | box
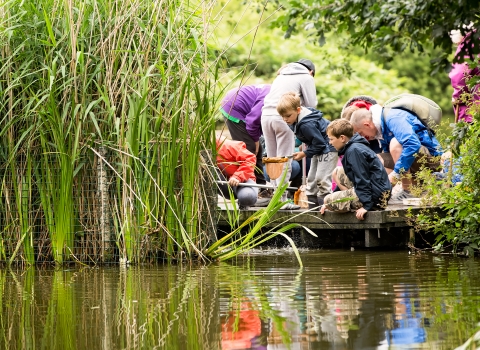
[307,195,318,209]
[389,189,415,204]
[255,198,271,207]
[258,189,274,198]
[280,201,301,210]
[238,205,250,210]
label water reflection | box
[1,251,480,349]
[385,285,427,347]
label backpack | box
[383,94,442,131]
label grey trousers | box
[306,151,338,197]
[217,171,259,207]
[260,114,295,187]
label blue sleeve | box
[300,124,328,157]
[386,115,421,174]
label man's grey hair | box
[350,109,373,128]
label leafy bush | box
[414,58,480,255]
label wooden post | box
[365,229,380,247]
[97,146,112,262]
[409,228,415,245]
[200,150,217,242]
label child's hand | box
[388,171,400,184]
[355,207,367,220]
[293,151,306,161]
[228,177,240,187]
[320,204,327,214]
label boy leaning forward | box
[277,92,338,208]
[321,119,391,220]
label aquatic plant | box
[0,0,220,264]
[206,170,319,267]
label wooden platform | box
[217,201,437,247]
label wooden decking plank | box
[218,204,432,230]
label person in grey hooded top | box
[261,59,317,204]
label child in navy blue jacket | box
[320,119,391,220]
[277,92,338,207]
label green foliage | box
[413,61,480,254]
[214,0,454,121]
[207,170,319,266]
[0,0,220,264]
[269,0,480,72]
[364,46,454,122]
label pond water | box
[2,249,480,349]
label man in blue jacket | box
[350,106,442,201]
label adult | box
[449,30,479,123]
[261,58,317,193]
[216,138,258,210]
[350,107,442,201]
[341,95,382,153]
[220,84,271,185]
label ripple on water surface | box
[1,250,480,350]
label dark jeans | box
[225,119,266,185]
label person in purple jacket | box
[220,84,271,185]
[449,30,479,123]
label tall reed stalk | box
[0,0,220,264]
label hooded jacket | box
[293,107,336,157]
[216,139,256,183]
[220,84,271,142]
[381,108,442,174]
[340,134,392,211]
[261,63,317,117]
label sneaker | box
[280,202,301,210]
[389,189,415,204]
[255,198,271,207]
[258,189,274,199]
[307,195,319,209]
[238,205,250,211]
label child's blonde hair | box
[341,105,360,121]
[276,92,300,116]
[326,119,354,138]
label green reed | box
[206,170,319,267]
[0,0,220,264]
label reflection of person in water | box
[221,301,266,350]
[385,285,427,346]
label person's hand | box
[293,151,306,161]
[452,97,459,105]
[388,171,400,184]
[320,204,327,214]
[356,207,367,220]
[228,177,240,187]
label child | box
[216,138,258,210]
[277,92,338,207]
[320,119,391,220]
